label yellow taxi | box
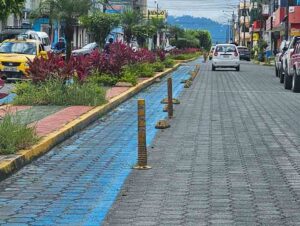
[0,38,47,80]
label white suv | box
[281,36,300,89]
[212,44,240,71]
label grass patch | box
[170,53,200,60]
[163,58,175,68]
[13,79,107,106]
[0,113,38,154]
[151,62,165,72]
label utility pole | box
[285,0,290,41]
[154,0,159,48]
[238,4,241,45]
[232,11,235,44]
[243,0,246,46]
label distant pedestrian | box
[54,38,66,52]
[203,51,208,62]
[104,38,114,54]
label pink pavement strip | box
[105,78,149,100]
[106,87,130,100]
[33,106,93,136]
[0,106,31,118]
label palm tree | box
[150,17,166,49]
[38,0,92,60]
[0,0,25,21]
[121,9,143,44]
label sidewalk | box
[104,62,300,225]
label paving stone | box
[104,62,300,225]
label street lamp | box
[154,0,158,19]
[154,0,159,48]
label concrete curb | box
[0,62,186,181]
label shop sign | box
[253,33,259,41]
[291,29,300,36]
[148,10,166,19]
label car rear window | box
[216,45,236,52]
[238,47,249,52]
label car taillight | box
[234,50,238,57]
[214,51,218,56]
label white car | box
[212,44,240,71]
[36,32,51,51]
[281,36,300,89]
[164,45,176,52]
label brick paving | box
[0,65,193,225]
[33,106,93,136]
[103,62,300,225]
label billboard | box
[106,0,131,13]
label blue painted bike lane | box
[0,59,201,226]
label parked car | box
[290,41,300,92]
[237,46,250,61]
[36,32,51,51]
[275,40,289,81]
[164,45,176,52]
[0,38,47,80]
[209,46,215,60]
[212,44,240,71]
[71,42,98,57]
[129,40,139,52]
[282,36,300,89]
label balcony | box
[240,16,251,27]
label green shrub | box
[13,79,106,106]
[0,113,38,154]
[163,58,175,68]
[137,63,155,77]
[87,71,118,86]
[119,65,139,85]
[151,62,165,72]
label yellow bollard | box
[134,99,151,170]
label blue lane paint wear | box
[0,93,16,105]
[0,59,202,226]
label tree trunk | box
[65,21,74,61]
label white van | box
[36,32,51,51]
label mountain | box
[167,15,228,44]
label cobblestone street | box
[1,60,300,225]
[104,62,300,226]
[0,62,194,226]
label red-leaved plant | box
[27,42,163,83]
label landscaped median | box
[0,45,201,180]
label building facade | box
[248,0,300,57]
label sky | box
[147,0,241,23]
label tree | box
[81,12,120,47]
[0,0,25,21]
[168,25,184,41]
[121,9,142,44]
[196,30,212,51]
[132,24,156,48]
[150,17,166,48]
[38,0,92,61]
